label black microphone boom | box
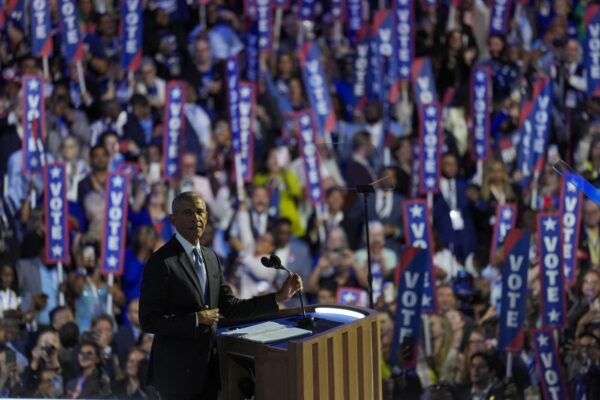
[262,254,314,328]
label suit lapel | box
[175,244,204,306]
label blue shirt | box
[7,150,54,211]
[39,262,59,325]
[75,280,109,332]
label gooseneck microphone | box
[261,254,314,328]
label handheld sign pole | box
[199,0,207,27]
[76,61,87,93]
[506,352,514,378]
[107,273,114,314]
[423,315,432,355]
[530,170,540,210]
[43,58,50,80]
[273,7,283,51]
[57,262,65,306]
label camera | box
[42,344,56,358]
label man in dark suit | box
[433,153,483,263]
[139,192,301,399]
[113,299,141,366]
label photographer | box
[23,329,63,395]
[306,227,366,295]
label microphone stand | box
[262,256,315,328]
[355,185,375,309]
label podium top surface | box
[217,305,375,349]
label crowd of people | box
[0,0,599,398]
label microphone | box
[260,256,272,268]
[269,254,291,273]
[262,254,314,328]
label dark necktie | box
[192,248,208,301]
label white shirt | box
[440,178,457,210]
[175,231,204,268]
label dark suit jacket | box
[433,179,481,262]
[113,325,138,367]
[139,237,279,396]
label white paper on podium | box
[221,321,312,343]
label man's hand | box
[197,308,220,326]
[276,273,302,303]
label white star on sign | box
[476,71,486,81]
[50,166,61,179]
[564,266,571,279]
[311,188,321,199]
[476,144,484,155]
[31,157,39,167]
[51,245,63,257]
[422,295,432,307]
[112,174,125,188]
[27,78,40,90]
[400,66,410,77]
[566,181,578,192]
[425,106,437,118]
[502,208,513,220]
[107,256,118,268]
[168,164,177,174]
[409,204,424,218]
[548,309,561,322]
[536,333,549,347]
[425,177,436,188]
[171,87,182,99]
[342,292,357,304]
[543,217,557,232]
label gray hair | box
[171,191,203,214]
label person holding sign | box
[139,191,302,399]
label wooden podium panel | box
[218,305,382,400]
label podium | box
[217,305,382,400]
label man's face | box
[90,148,109,172]
[128,300,140,328]
[38,370,58,397]
[170,196,208,245]
[437,287,457,312]
[317,289,336,305]
[126,350,145,377]
[52,308,74,331]
[582,272,600,300]
[195,39,211,64]
[488,37,504,59]
[470,356,491,386]
[577,336,599,362]
[181,155,197,177]
[2,318,20,342]
[584,201,600,228]
[327,190,344,212]
[251,188,269,214]
[442,155,458,178]
[133,103,150,119]
[565,40,580,63]
[274,223,292,248]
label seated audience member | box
[65,341,111,398]
[111,347,148,399]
